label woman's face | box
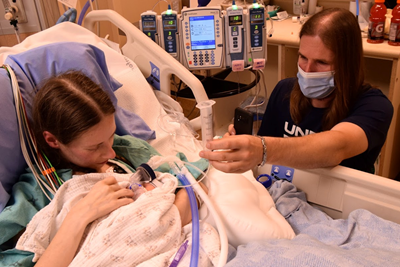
[57,114,116,171]
[298,35,334,72]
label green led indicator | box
[166,9,172,15]
[232,5,238,10]
[248,58,252,63]
[253,3,260,8]
[148,32,151,36]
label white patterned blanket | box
[16,172,220,267]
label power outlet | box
[2,0,27,23]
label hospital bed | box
[1,8,400,267]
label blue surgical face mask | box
[297,65,335,99]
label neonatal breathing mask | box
[297,65,335,99]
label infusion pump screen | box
[189,15,216,50]
[143,21,156,30]
[229,15,243,26]
[163,20,177,30]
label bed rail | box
[258,164,400,224]
[83,9,208,130]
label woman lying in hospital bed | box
[15,70,218,267]
[0,29,294,267]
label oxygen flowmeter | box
[225,1,245,68]
[140,10,158,43]
[180,7,225,70]
[247,1,266,68]
[160,7,179,60]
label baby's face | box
[58,114,116,172]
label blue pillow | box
[0,42,156,211]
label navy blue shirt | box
[258,77,394,173]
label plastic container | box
[389,0,400,45]
[257,174,273,189]
[367,0,387,43]
[293,0,302,15]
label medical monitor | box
[189,15,216,50]
[160,10,179,60]
[180,7,224,70]
[225,5,245,67]
[140,11,158,43]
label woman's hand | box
[70,176,135,224]
[199,134,263,173]
[36,176,134,267]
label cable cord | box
[14,27,21,44]
[152,0,171,11]
[4,64,63,200]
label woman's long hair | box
[290,8,365,130]
[32,70,116,170]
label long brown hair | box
[32,70,115,169]
[290,8,365,130]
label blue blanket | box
[226,181,400,267]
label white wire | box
[174,161,210,188]
[152,0,170,11]
[14,28,21,44]
[89,0,94,11]
[5,64,55,200]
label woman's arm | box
[199,122,368,173]
[35,176,134,267]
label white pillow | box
[200,168,295,248]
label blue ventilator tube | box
[177,173,200,267]
[56,8,77,24]
[78,0,95,25]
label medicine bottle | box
[389,0,400,46]
[367,0,387,43]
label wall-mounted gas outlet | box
[2,0,27,23]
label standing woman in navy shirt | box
[200,8,393,174]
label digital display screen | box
[229,15,243,26]
[251,13,264,24]
[143,21,156,30]
[163,20,176,30]
[189,15,216,50]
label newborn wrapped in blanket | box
[16,172,221,266]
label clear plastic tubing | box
[196,100,216,149]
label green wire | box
[42,152,63,186]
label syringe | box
[196,100,216,149]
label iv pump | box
[247,2,265,60]
[225,1,245,68]
[140,10,158,43]
[160,7,179,60]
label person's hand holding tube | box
[199,124,264,173]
